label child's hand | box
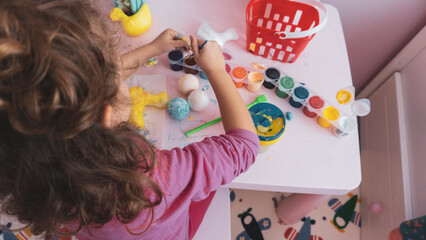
[190,35,225,74]
[149,28,189,55]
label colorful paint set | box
[256,66,358,137]
[226,63,265,93]
[168,50,209,80]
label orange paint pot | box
[246,71,264,92]
[232,67,247,88]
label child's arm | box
[120,28,189,81]
[190,36,256,134]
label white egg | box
[188,90,209,112]
[178,74,199,95]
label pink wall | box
[321,0,426,91]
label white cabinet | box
[358,27,426,239]
[359,72,409,239]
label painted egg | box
[178,74,199,95]
[187,90,209,112]
[167,97,190,119]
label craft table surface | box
[97,0,361,195]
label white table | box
[97,0,361,238]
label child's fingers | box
[172,40,189,48]
[190,35,199,57]
[167,28,181,38]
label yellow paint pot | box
[318,106,340,128]
[246,71,264,92]
[336,90,352,104]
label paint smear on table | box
[126,74,167,148]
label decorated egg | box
[167,97,190,119]
[178,74,199,95]
[188,90,209,112]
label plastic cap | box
[323,106,340,121]
[232,67,247,79]
[280,76,294,89]
[168,50,183,61]
[352,99,371,116]
[309,96,324,109]
[294,86,309,99]
[265,68,280,80]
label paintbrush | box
[185,94,268,136]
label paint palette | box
[258,67,357,137]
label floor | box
[0,189,361,240]
[230,188,361,240]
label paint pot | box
[289,86,309,108]
[263,67,280,89]
[183,55,199,74]
[246,71,264,92]
[275,76,294,98]
[249,103,286,153]
[318,106,340,128]
[168,50,184,71]
[336,86,355,105]
[336,89,352,104]
[332,117,356,137]
[231,67,247,88]
[303,96,324,118]
[352,98,371,116]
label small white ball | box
[188,90,209,112]
[178,74,199,95]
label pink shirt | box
[75,129,259,239]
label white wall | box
[321,0,426,91]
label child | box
[0,1,258,239]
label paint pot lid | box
[265,68,280,80]
[252,62,267,70]
[338,117,356,132]
[232,67,247,79]
[309,96,324,109]
[294,86,309,99]
[323,106,340,121]
[168,50,183,61]
[280,76,294,89]
[352,98,371,116]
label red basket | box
[246,0,327,63]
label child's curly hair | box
[0,0,161,238]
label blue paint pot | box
[289,86,309,108]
